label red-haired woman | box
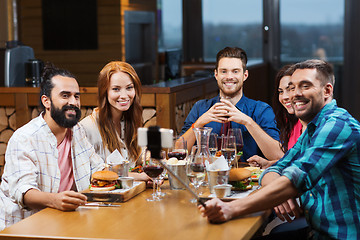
[80,61,149,181]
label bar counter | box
[0,76,218,131]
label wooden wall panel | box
[19,0,123,87]
[18,0,157,87]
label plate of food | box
[83,170,146,202]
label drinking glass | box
[221,135,236,167]
[186,147,206,203]
[156,151,167,197]
[209,133,218,157]
[228,128,244,167]
[143,150,164,202]
[168,136,187,160]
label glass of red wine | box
[155,151,167,198]
[167,136,187,160]
[227,128,244,167]
[143,150,164,202]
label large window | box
[280,0,344,98]
[158,0,182,50]
[280,0,344,63]
[202,0,263,63]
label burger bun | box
[91,170,118,181]
[229,168,251,181]
[244,166,261,173]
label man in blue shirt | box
[199,60,360,239]
[180,47,283,161]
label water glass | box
[209,133,218,157]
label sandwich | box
[90,170,119,191]
[228,168,252,190]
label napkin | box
[206,156,230,171]
[107,149,127,164]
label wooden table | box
[0,184,270,240]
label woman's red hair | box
[97,61,143,162]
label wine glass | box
[221,135,236,167]
[209,133,218,157]
[228,128,244,167]
[168,136,187,160]
[142,150,164,202]
[186,147,206,203]
[155,151,167,198]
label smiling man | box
[180,47,283,161]
[199,60,360,239]
[0,64,104,230]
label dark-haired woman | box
[247,65,307,237]
[247,65,305,168]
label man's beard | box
[50,102,81,128]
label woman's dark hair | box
[39,62,76,110]
[272,65,298,152]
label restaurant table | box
[0,183,270,240]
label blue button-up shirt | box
[260,100,360,239]
[180,95,280,160]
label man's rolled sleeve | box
[282,166,307,193]
[259,166,282,185]
[17,186,40,209]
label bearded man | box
[0,64,104,230]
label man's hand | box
[181,102,228,153]
[51,191,87,211]
[273,198,303,222]
[24,188,87,211]
[198,198,234,223]
[217,98,251,125]
[195,103,229,127]
[247,155,276,169]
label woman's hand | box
[129,172,150,181]
[247,155,276,169]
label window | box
[202,0,263,63]
[42,0,98,50]
[280,0,344,63]
[158,0,182,50]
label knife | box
[84,203,121,207]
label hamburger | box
[229,168,252,190]
[244,166,264,181]
[90,170,119,191]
